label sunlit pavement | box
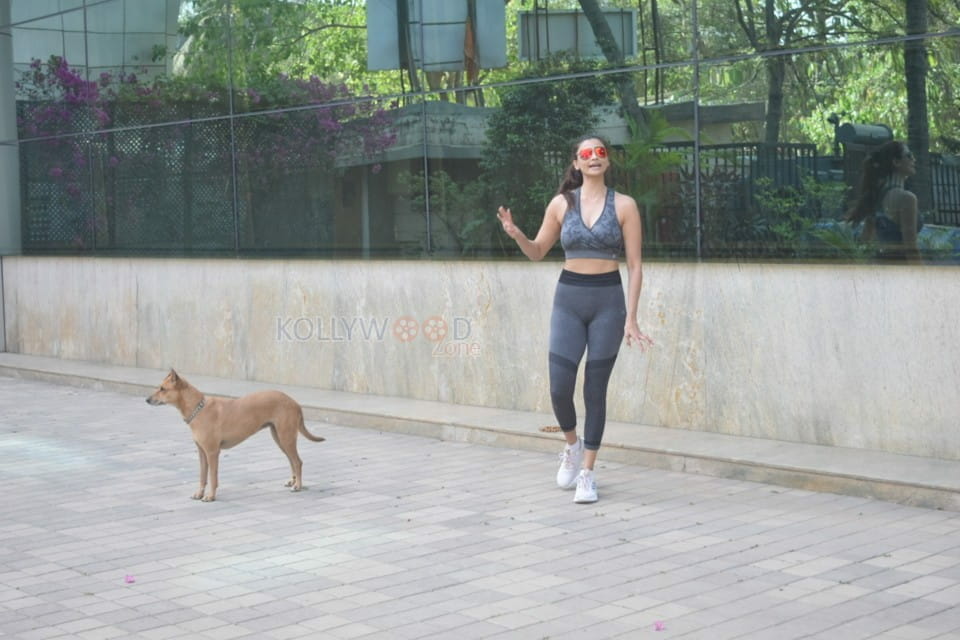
[2,375,960,640]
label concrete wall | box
[3,256,958,460]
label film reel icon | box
[421,316,448,343]
[392,316,419,342]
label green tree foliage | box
[177,0,399,95]
[610,112,687,236]
[174,1,959,153]
[730,0,870,144]
[406,169,490,256]
[693,0,960,152]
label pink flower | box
[49,166,64,178]
[93,108,110,126]
[124,575,135,584]
[654,621,666,631]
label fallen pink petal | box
[124,575,135,584]
[654,621,666,631]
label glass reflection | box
[19,119,237,255]
[2,0,958,261]
[234,95,398,255]
[12,0,192,133]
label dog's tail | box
[299,410,326,443]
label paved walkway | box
[1,368,960,639]
[1,354,959,514]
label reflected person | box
[847,140,922,262]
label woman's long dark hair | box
[847,140,908,225]
[557,134,611,208]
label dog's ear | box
[169,369,180,382]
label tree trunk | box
[397,0,421,94]
[764,56,786,144]
[577,0,648,134]
[650,0,663,103]
[905,0,931,211]
[761,0,784,144]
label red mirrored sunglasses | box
[577,146,608,160]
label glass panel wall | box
[2,0,958,263]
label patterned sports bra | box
[560,188,623,260]
[874,185,923,244]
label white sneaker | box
[574,469,598,503]
[556,438,583,489]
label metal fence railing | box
[16,103,960,259]
[932,154,960,226]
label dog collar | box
[185,398,205,424]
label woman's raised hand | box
[497,206,521,240]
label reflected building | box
[1,0,180,254]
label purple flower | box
[49,166,64,178]
[93,108,111,126]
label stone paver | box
[1,375,959,639]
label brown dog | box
[146,369,324,501]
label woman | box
[847,140,922,262]
[497,135,653,504]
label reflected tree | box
[732,0,868,144]
[178,0,374,91]
[905,0,931,211]
[577,0,648,131]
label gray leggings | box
[549,269,626,451]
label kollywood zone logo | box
[275,315,481,357]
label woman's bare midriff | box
[563,258,619,274]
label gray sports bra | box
[874,185,923,243]
[560,188,623,260]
